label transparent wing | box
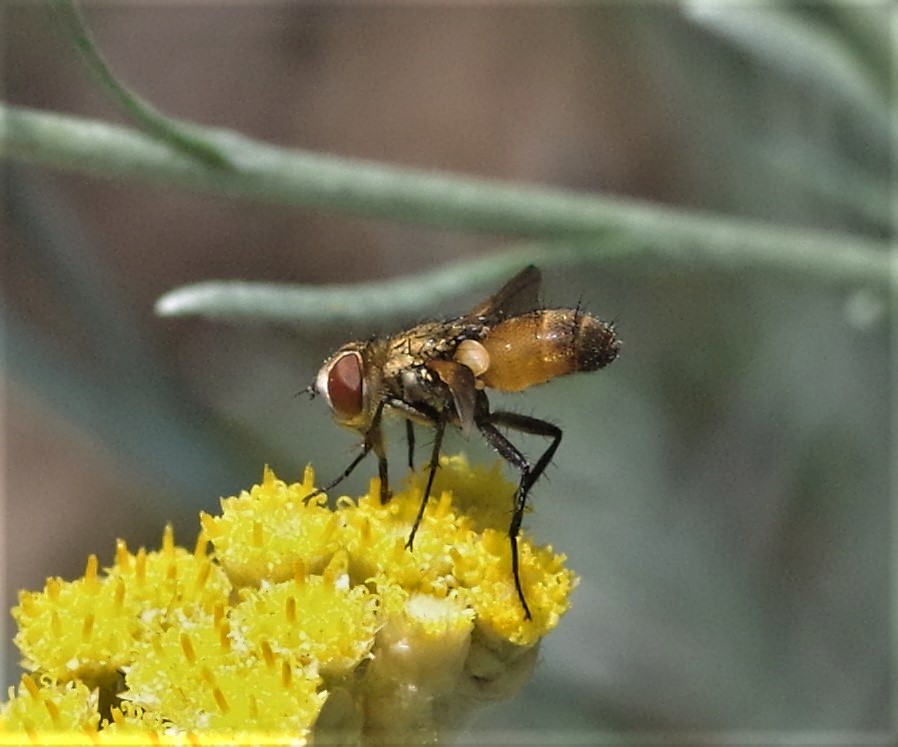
[464,265,542,322]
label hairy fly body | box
[308,265,619,618]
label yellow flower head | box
[1,454,577,745]
[12,527,231,686]
[201,466,341,587]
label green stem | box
[47,0,230,168]
[152,240,892,325]
[2,104,891,299]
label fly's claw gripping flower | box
[453,528,578,646]
[1,454,577,745]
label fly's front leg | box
[476,409,563,621]
[307,398,390,503]
[303,441,373,503]
[369,424,391,504]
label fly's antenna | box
[296,384,316,400]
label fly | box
[307,265,620,619]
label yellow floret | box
[12,556,131,685]
[123,611,325,734]
[337,456,577,645]
[12,527,232,685]
[338,479,473,598]
[202,465,341,587]
[454,528,578,647]
[106,525,233,625]
[229,552,379,678]
[0,676,98,736]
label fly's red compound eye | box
[318,351,364,421]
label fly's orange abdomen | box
[479,310,619,392]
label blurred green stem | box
[47,0,230,168]
[1,103,891,297]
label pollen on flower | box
[2,454,577,745]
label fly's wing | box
[426,359,477,432]
[464,265,542,323]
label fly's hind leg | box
[476,410,563,620]
[489,411,563,498]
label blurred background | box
[1,1,893,740]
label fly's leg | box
[303,442,371,503]
[370,424,391,504]
[490,411,563,497]
[405,415,447,551]
[311,396,440,505]
[306,399,389,503]
[476,420,533,619]
[476,410,563,621]
[406,420,416,471]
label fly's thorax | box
[399,366,443,411]
[379,320,488,397]
[385,319,483,364]
[478,309,619,392]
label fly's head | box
[312,341,383,433]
